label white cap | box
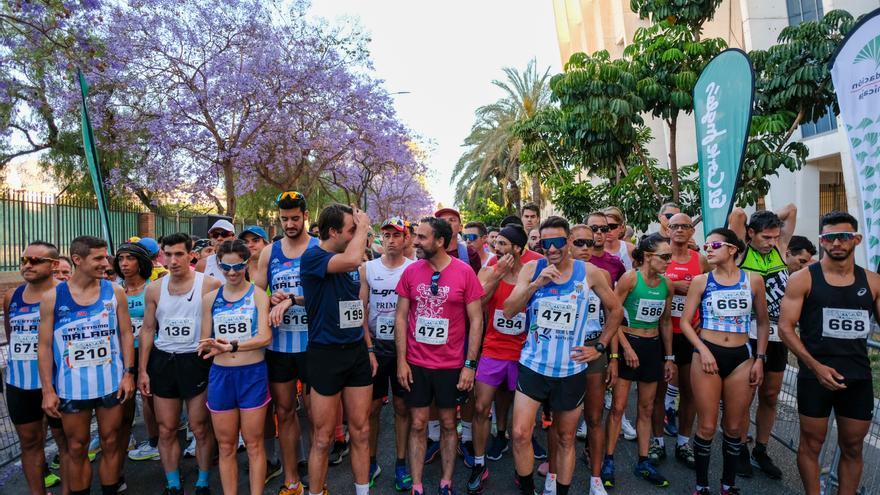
[209,219,235,233]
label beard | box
[825,246,854,261]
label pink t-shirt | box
[396,257,485,370]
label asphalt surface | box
[0,394,806,495]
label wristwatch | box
[230,341,239,353]
[288,293,297,304]
[594,342,606,353]
[664,355,676,362]
[756,353,767,363]
[367,346,375,354]
[124,367,136,375]
[464,359,478,370]
[609,353,620,360]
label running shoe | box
[664,407,678,436]
[693,488,712,495]
[537,461,549,477]
[459,440,475,468]
[195,485,211,495]
[751,446,782,479]
[486,433,509,461]
[604,390,612,410]
[589,476,608,495]
[620,416,637,441]
[88,435,101,456]
[278,482,304,495]
[425,438,441,464]
[128,440,160,461]
[532,436,547,460]
[466,464,489,494]
[675,443,696,469]
[634,459,669,487]
[735,447,753,478]
[118,476,128,492]
[328,440,349,465]
[369,463,382,487]
[576,419,587,440]
[394,464,413,491]
[648,440,667,465]
[43,472,61,488]
[162,488,183,495]
[438,484,456,495]
[50,454,60,470]
[541,412,552,430]
[265,459,283,485]
[184,436,196,458]
[600,458,615,488]
[720,485,741,495]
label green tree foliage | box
[459,197,509,228]
[630,0,723,33]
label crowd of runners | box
[3,192,878,495]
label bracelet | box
[367,346,375,353]
[756,353,767,362]
[664,355,675,362]
[609,353,620,359]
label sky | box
[308,1,563,208]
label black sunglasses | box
[663,213,675,220]
[572,239,595,248]
[589,225,610,233]
[431,271,441,296]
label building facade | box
[553,0,879,264]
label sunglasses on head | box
[430,271,441,296]
[651,252,673,262]
[819,232,857,242]
[540,237,568,250]
[219,261,248,272]
[669,223,692,231]
[462,233,479,242]
[20,256,57,266]
[588,225,610,233]
[275,191,305,205]
[703,241,736,251]
[572,238,595,248]
[663,213,675,220]
[209,230,234,239]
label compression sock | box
[461,421,473,442]
[196,469,210,487]
[664,384,679,411]
[517,472,535,494]
[101,483,118,495]
[693,435,713,488]
[165,471,181,489]
[557,482,570,495]
[722,433,742,487]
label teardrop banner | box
[693,48,755,238]
[830,7,880,269]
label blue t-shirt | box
[300,245,363,345]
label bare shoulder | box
[202,275,222,294]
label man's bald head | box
[667,212,695,245]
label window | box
[788,0,836,138]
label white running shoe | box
[128,441,160,461]
[576,420,588,440]
[590,476,608,495]
[238,434,246,452]
[620,415,637,441]
[128,435,137,451]
[604,390,612,410]
[183,436,196,458]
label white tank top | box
[203,254,227,283]
[616,242,633,271]
[155,272,205,353]
[365,257,414,353]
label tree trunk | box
[508,180,522,213]
[668,117,680,203]
[530,174,542,209]
[223,159,236,217]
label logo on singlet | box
[858,288,868,296]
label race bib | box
[68,338,112,368]
[710,290,751,317]
[130,318,143,339]
[214,313,252,341]
[376,316,396,341]
[537,300,576,331]
[339,300,365,329]
[748,319,781,342]
[10,332,38,361]
[670,295,686,318]
[636,299,665,323]
[161,317,195,343]
[493,309,526,335]
[415,316,449,345]
[280,306,308,332]
[822,308,871,339]
[587,294,605,323]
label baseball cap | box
[238,225,268,242]
[208,219,235,234]
[434,207,461,221]
[193,238,212,253]
[381,217,407,232]
[137,237,160,257]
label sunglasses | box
[606,223,620,230]
[819,232,857,242]
[209,230,234,239]
[588,225,610,233]
[21,256,57,265]
[572,238,595,248]
[669,223,692,231]
[219,261,248,272]
[663,213,675,220]
[540,237,568,250]
[651,252,673,261]
[431,271,441,296]
[275,191,305,204]
[703,241,736,251]
[462,233,479,242]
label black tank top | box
[798,263,876,380]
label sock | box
[557,482,570,495]
[165,471,181,489]
[461,421,473,442]
[544,473,556,493]
[722,433,742,487]
[591,476,602,486]
[196,469,210,487]
[654,436,665,448]
[149,436,159,448]
[428,420,441,442]
[101,484,118,495]
[396,457,406,468]
[285,481,301,489]
[71,490,90,495]
[497,430,507,441]
[474,455,485,466]
[754,441,767,454]
[265,438,277,464]
[677,434,690,447]
[518,472,535,494]
[604,454,614,461]
[440,479,452,488]
[638,455,648,464]
[309,492,324,495]
[370,455,377,465]
[664,384,679,411]
[413,483,424,493]
[693,435,713,488]
[355,483,370,495]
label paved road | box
[0,396,805,495]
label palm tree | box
[453,60,552,212]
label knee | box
[697,423,717,440]
[217,438,237,458]
[760,389,780,409]
[18,430,43,451]
[439,416,457,434]
[158,422,178,440]
[100,434,119,454]
[189,420,211,441]
[609,401,626,419]
[839,439,864,459]
[274,401,296,421]
[637,401,653,417]
[311,427,334,452]
[511,422,532,445]
[475,399,492,420]
[556,429,575,450]
[348,422,369,444]
[586,409,603,428]
[722,426,741,440]
[67,436,89,457]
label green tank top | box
[738,246,786,276]
[738,245,789,322]
[623,270,669,329]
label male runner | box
[396,217,484,495]
[657,203,681,238]
[528,230,541,254]
[196,220,236,282]
[468,224,529,494]
[139,233,221,495]
[785,235,817,273]
[505,216,622,495]
[53,256,73,281]
[729,204,796,479]
[521,203,541,234]
[6,241,68,494]
[487,227,500,255]
[434,208,481,273]
[650,213,708,468]
[300,203,376,495]
[778,211,879,495]
[38,236,135,495]
[359,217,415,490]
[463,222,495,268]
[253,191,319,495]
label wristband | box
[124,367,136,375]
[609,353,620,359]
[756,353,767,363]
[230,341,239,353]
[464,359,477,370]
[367,346,375,354]
[664,355,675,362]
